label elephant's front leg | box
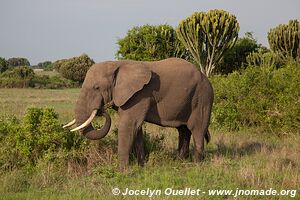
[118,117,138,171]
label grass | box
[0,88,299,199]
[0,88,79,121]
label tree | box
[268,19,300,61]
[0,57,8,73]
[116,24,188,61]
[36,61,52,69]
[58,54,94,83]
[176,9,240,76]
[216,32,260,74]
[7,57,30,67]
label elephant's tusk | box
[71,110,97,132]
[63,119,76,128]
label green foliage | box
[116,24,188,61]
[52,58,67,72]
[32,61,53,70]
[0,57,8,73]
[32,75,79,89]
[217,32,260,74]
[268,19,300,61]
[176,9,240,76]
[0,108,88,170]
[0,66,34,88]
[211,64,300,133]
[7,57,30,68]
[246,50,283,68]
[57,54,95,83]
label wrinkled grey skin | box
[73,58,213,170]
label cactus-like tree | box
[176,10,240,76]
[268,19,300,61]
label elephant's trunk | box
[73,90,111,140]
[81,111,111,140]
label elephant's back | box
[147,58,204,85]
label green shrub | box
[0,57,8,73]
[0,66,34,88]
[0,108,88,170]
[246,50,283,68]
[57,54,94,83]
[32,75,79,89]
[211,64,300,134]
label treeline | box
[0,54,95,89]
[1,10,298,88]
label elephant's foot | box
[177,147,190,160]
[193,150,205,162]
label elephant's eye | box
[93,85,100,90]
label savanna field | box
[0,64,299,200]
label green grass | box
[0,88,299,199]
[0,88,79,121]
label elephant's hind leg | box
[187,108,211,162]
[177,125,191,160]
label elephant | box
[64,58,214,170]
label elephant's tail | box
[205,130,211,144]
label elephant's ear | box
[113,63,151,107]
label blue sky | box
[0,0,299,65]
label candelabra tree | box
[268,19,300,62]
[176,9,240,76]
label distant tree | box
[58,54,94,83]
[7,57,30,67]
[0,57,8,73]
[116,24,188,61]
[36,61,52,69]
[216,32,261,74]
[176,9,240,77]
[268,19,300,61]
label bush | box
[211,63,300,134]
[0,108,88,170]
[246,50,283,68]
[0,57,8,73]
[57,54,95,83]
[32,75,79,89]
[0,66,34,88]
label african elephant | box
[64,58,214,170]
